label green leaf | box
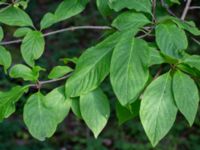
[70,98,82,119]
[116,100,140,125]
[0,6,33,27]
[156,23,188,58]
[13,27,32,38]
[21,31,45,67]
[112,11,150,31]
[96,0,112,16]
[173,70,199,126]
[109,0,152,14]
[0,46,12,73]
[170,0,180,4]
[140,72,177,147]
[55,0,88,21]
[0,86,27,120]
[80,88,110,138]
[177,63,200,78]
[40,13,57,30]
[65,32,120,97]
[24,92,58,141]
[110,32,150,106]
[9,64,38,81]
[40,0,88,30]
[182,55,200,72]
[148,47,165,66]
[0,26,4,41]
[172,18,200,36]
[48,66,73,79]
[45,87,71,123]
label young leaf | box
[96,0,112,17]
[0,46,12,73]
[182,55,200,72]
[156,23,188,58]
[0,26,4,41]
[21,31,45,67]
[24,92,58,141]
[80,88,110,138]
[140,72,177,147]
[112,11,150,31]
[45,87,71,123]
[13,27,32,38]
[116,100,140,125]
[0,86,27,120]
[9,64,38,81]
[173,70,199,126]
[0,6,33,27]
[110,32,150,106]
[109,0,152,14]
[65,32,120,97]
[48,66,73,79]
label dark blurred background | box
[0,0,200,150]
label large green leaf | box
[156,23,188,58]
[0,6,33,27]
[140,72,177,147]
[0,86,27,120]
[21,31,45,67]
[48,66,73,79]
[0,26,3,41]
[40,0,88,30]
[110,32,150,106]
[65,32,120,97]
[0,46,12,72]
[45,87,71,123]
[182,55,200,71]
[112,11,150,31]
[173,70,199,126]
[80,88,110,138]
[109,0,152,14]
[24,92,58,141]
[10,64,38,81]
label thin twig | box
[181,0,192,20]
[189,6,200,10]
[29,73,72,88]
[160,0,177,17]
[152,0,157,23]
[0,25,112,46]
